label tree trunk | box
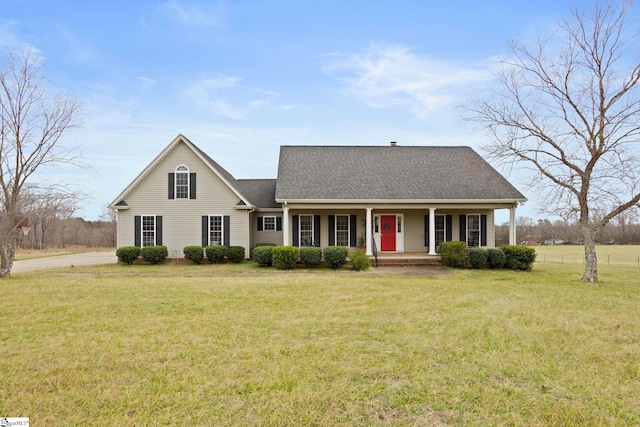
[582,229,598,282]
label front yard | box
[1,263,639,425]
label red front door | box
[380,215,396,251]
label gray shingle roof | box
[275,146,526,201]
[236,179,280,208]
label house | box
[109,134,526,259]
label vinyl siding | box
[116,142,250,257]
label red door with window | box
[380,215,396,251]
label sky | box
[0,0,615,222]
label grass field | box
[533,244,640,266]
[1,261,639,425]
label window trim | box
[208,214,224,246]
[141,214,156,247]
[467,214,481,248]
[298,214,314,247]
[175,164,190,199]
[335,214,350,247]
[263,216,276,231]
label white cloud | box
[157,1,225,28]
[324,43,494,119]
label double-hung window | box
[299,215,314,247]
[335,215,349,246]
[435,215,446,246]
[263,216,276,231]
[175,165,189,199]
[467,214,481,248]
[209,215,223,246]
[142,215,156,246]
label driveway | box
[12,252,118,273]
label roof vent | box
[390,141,397,147]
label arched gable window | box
[168,165,196,200]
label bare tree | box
[0,46,81,276]
[464,1,640,282]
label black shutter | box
[446,215,453,241]
[350,215,357,247]
[276,217,282,231]
[424,215,429,246]
[481,215,487,246]
[189,173,196,199]
[292,215,299,246]
[314,215,321,247]
[155,216,163,245]
[328,215,335,246]
[257,217,264,231]
[223,216,230,247]
[202,216,209,246]
[459,215,467,242]
[134,215,141,247]
[168,173,175,199]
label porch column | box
[282,204,290,246]
[428,207,437,255]
[365,207,373,255]
[509,205,517,245]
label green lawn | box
[533,244,640,266]
[1,262,639,426]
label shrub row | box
[252,245,370,271]
[438,242,536,270]
[116,245,247,265]
[116,245,169,265]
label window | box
[209,215,223,246]
[175,165,189,199]
[142,215,156,246]
[299,215,314,246]
[263,216,275,231]
[467,214,481,247]
[435,215,446,246]
[335,215,349,246]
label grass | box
[534,244,640,266]
[14,246,115,261]
[1,262,639,425]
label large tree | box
[0,47,81,276]
[465,1,640,282]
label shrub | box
[183,246,204,264]
[226,246,246,263]
[501,245,537,270]
[349,249,371,271]
[300,246,323,268]
[487,248,506,269]
[140,245,168,264]
[468,248,488,269]
[323,246,349,269]
[116,246,140,265]
[205,245,227,264]
[272,246,299,270]
[438,241,469,268]
[252,242,276,257]
[252,245,273,267]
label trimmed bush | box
[300,246,323,268]
[501,245,537,270]
[205,245,227,264]
[140,245,168,264]
[226,246,246,263]
[349,249,371,271]
[273,246,299,270]
[252,242,276,257]
[183,246,204,264]
[468,248,488,269]
[116,246,140,265]
[487,248,506,269]
[438,241,470,268]
[323,246,349,269]
[252,245,273,267]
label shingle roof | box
[275,146,526,201]
[236,179,280,208]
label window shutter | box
[202,216,208,247]
[168,173,175,199]
[459,215,466,242]
[155,216,163,245]
[314,215,321,247]
[276,217,282,231]
[134,216,141,247]
[292,215,299,246]
[189,173,196,199]
[446,215,453,241]
[224,216,230,247]
[257,217,264,231]
[328,215,335,246]
[481,215,487,246]
[350,215,357,247]
[424,215,429,246]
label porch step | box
[372,257,442,267]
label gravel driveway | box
[12,252,118,273]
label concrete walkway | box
[12,252,118,273]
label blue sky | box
[0,0,605,221]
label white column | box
[428,207,437,255]
[282,204,290,246]
[365,208,373,255]
[509,206,517,245]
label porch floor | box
[371,252,442,267]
